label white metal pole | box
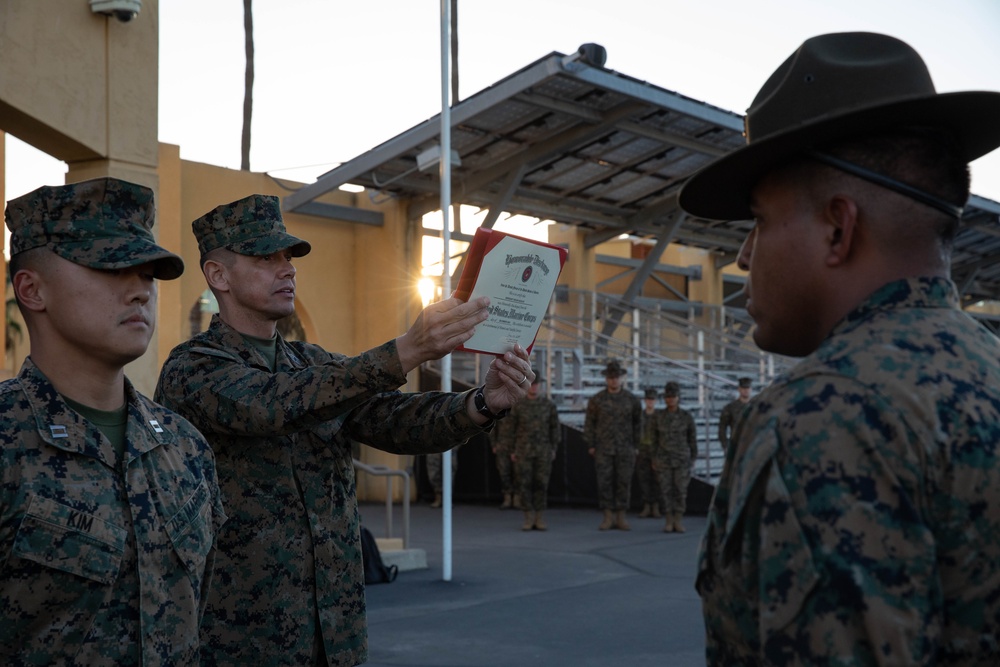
[631,307,640,392]
[698,331,707,477]
[439,0,454,582]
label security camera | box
[90,0,142,22]
[577,43,607,68]
[561,42,608,70]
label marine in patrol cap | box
[192,194,311,260]
[738,377,752,388]
[5,177,184,280]
[664,381,680,397]
[644,388,658,400]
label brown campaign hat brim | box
[679,32,1000,221]
[679,90,1000,221]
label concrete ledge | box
[380,548,428,572]
[374,537,403,552]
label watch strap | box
[474,385,509,421]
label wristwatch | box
[474,385,510,422]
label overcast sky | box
[7,0,1000,203]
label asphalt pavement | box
[360,502,707,667]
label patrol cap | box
[5,177,184,280]
[193,194,311,259]
[738,377,753,388]
[664,381,680,397]
[643,388,657,399]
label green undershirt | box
[242,332,278,372]
[64,396,128,459]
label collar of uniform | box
[124,377,176,456]
[18,357,173,464]
[207,312,307,371]
[831,276,958,340]
[207,313,289,370]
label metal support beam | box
[953,253,997,297]
[722,290,746,305]
[421,228,476,244]
[596,253,701,279]
[599,213,687,341]
[649,272,689,301]
[289,201,385,226]
[957,266,982,298]
[617,121,728,158]
[407,100,648,220]
[714,251,739,269]
[448,164,528,284]
[625,191,680,229]
[585,227,626,249]
[282,54,565,213]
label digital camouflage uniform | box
[651,406,697,516]
[0,361,227,667]
[489,416,517,499]
[698,278,1000,665]
[636,408,662,510]
[0,177,223,665]
[155,315,486,667]
[717,397,748,450]
[510,395,561,512]
[584,389,641,510]
[426,450,459,495]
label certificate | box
[454,228,569,355]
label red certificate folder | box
[454,227,569,355]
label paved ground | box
[360,503,707,667]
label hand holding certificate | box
[454,228,569,355]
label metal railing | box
[426,289,797,481]
[353,459,411,549]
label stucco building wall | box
[0,0,737,501]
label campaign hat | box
[679,32,1000,220]
[193,193,311,259]
[5,177,184,280]
[600,360,628,378]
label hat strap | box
[807,150,963,219]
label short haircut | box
[821,126,969,244]
[7,247,52,309]
[200,246,237,269]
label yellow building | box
[5,1,1000,505]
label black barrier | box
[413,370,711,514]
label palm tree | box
[241,0,254,171]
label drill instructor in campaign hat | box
[681,33,1000,664]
